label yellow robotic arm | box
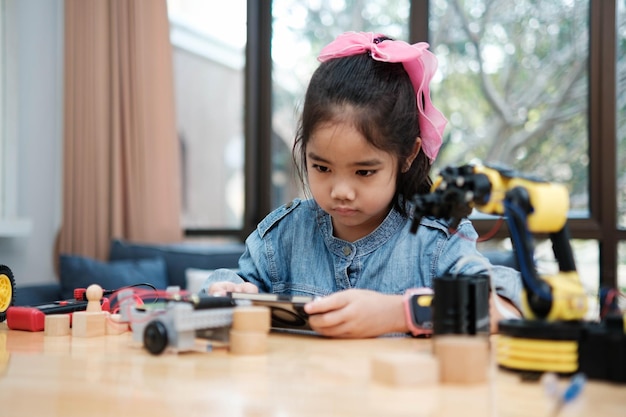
[410,162,587,321]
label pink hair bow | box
[318,32,447,163]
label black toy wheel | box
[143,321,169,355]
[0,265,16,323]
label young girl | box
[206,32,522,338]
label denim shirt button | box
[342,246,352,256]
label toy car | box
[116,287,237,355]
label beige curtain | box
[59,0,182,262]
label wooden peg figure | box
[86,284,103,312]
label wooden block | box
[105,313,129,335]
[434,335,490,384]
[72,311,106,338]
[44,314,71,336]
[229,329,268,355]
[232,306,271,333]
[85,284,104,312]
[371,352,439,386]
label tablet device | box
[229,292,317,334]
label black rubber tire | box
[0,265,16,323]
[143,320,169,355]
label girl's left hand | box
[304,289,405,338]
[489,294,522,333]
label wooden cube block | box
[434,335,490,384]
[72,311,106,338]
[44,314,71,337]
[371,352,439,386]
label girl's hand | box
[304,289,405,338]
[208,281,259,296]
[489,294,522,333]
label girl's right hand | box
[208,281,259,296]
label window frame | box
[185,0,624,289]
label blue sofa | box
[13,238,246,306]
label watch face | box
[411,294,433,330]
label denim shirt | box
[207,198,522,308]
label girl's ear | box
[402,137,422,173]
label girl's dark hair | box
[293,41,432,216]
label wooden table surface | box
[0,322,624,417]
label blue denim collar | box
[312,201,407,258]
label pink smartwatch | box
[403,288,434,337]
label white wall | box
[0,0,63,286]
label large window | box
[0,0,31,237]
[167,0,246,231]
[171,0,624,290]
[429,1,597,292]
[0,0,6,219]
[430,1,589,214]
